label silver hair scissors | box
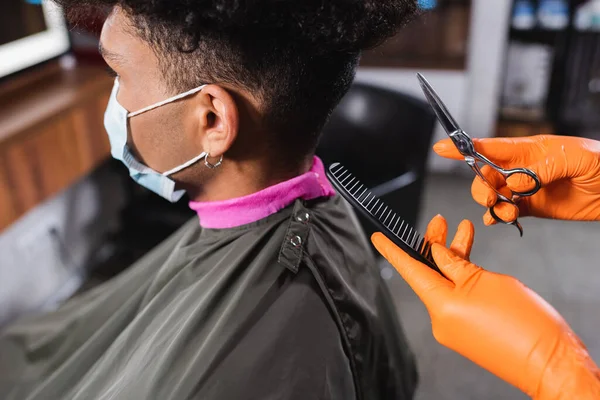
[417,73,541,236]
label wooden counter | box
[0,61,113,232]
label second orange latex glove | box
[434,135,600,225]
[372,215,600,400]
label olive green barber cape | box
[0,197,417,400]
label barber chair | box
[317,82,436,247]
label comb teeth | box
[329,163,430,255]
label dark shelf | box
[496,0,600,137]
[509,27,567,44]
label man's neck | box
[186,157,313,203]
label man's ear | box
[195,84,239,158]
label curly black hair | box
[58,0,418,164]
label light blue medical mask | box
[104,79,208,202]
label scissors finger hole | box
[505,168,542,197]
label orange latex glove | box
[372,215,600,400]
[434,135,600,225]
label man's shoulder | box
[303,196,378,278]
[297,196,418,399]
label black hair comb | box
[326,162,441,274]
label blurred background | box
[0,0,599,398]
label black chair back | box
[317,82,436,238]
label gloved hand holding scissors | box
[372,215,600,400]
[418,74,600,235]
[434,135,600,225]
[373,75,600,399]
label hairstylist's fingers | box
[488,202,520,225]
[449,220,475,261]
[471,166,513,208]
[431,243,482,285]
[483,209,497,226]
[424,215,448,246]
[433,138,463,160]
[372,233,452,302]
[434,137,534,164]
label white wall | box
[463,0,512,148]
[356,0,512,173]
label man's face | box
[99,7,204,177]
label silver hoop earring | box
[204,153,223,169]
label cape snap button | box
[290,235,302,247]
[296,212,310,223]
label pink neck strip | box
[188,156,335,229]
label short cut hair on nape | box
[57,0,419,164]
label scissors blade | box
[417,73,462,136]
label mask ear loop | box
[128,84,207,118]
[162,152,208,176]
[162,152,224,176]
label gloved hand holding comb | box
[434,135,600,224]
[372,215,600,400]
